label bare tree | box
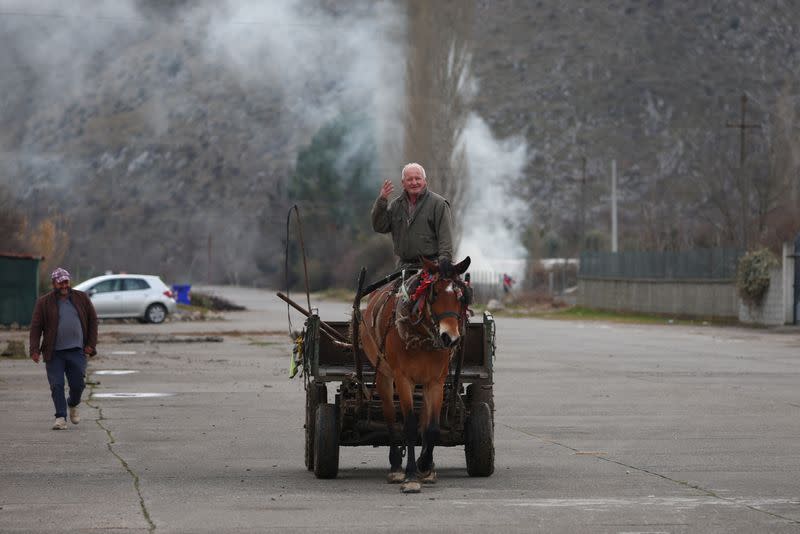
[689,87,798,252]
[0,184,28,253]
[757,85,800,247]
[773,86,800,206]
[403,0,474,248]
[688,130,746,249]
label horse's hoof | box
[418,469,437,484]
[401,480,421,493]
[387,471,405,484]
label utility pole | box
[578,156,587,251]
[611,159,618,252]
[726,93,761,249]
[207,234,212,286]
[726,93,761,167]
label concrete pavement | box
[1,287,799,532]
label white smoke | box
[204,0,406,169]
[1,1,530,283]
[0,0,146,187]
[1,0,405,184]
[457,114,529,281]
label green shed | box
[0,253,42,326]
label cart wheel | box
[466,384,494,424]
[313,403,339,479]
[465,402,494,477]
[305,383,327,471]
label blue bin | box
[172,284,191,305]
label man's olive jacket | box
[29,289,98,362]
[371,188,454,268]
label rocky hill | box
[1,0,798,285]
[471,0,800,252]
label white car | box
[73,274,178,324]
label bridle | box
[428,278,471,323]
[399,271,471,350]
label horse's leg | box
[376,373,404,483]
[396,375,421,493]
[417,379,443,483]
[417,385,432,470]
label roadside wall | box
[578,243,796,324]
[577,278,739,318]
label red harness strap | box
[411,270,435,304]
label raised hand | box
[379,179,394,200]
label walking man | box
[371,162,454,272]
[30,268,98,430]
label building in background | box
[0,253,43,326]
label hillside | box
[471,0,800,252]
[1,0,798,285]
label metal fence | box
[579,249,743,280]
[467,270,502,304]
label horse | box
[359,256,471,493]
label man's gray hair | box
[401,162,426,180]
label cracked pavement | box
[1,286,799,532]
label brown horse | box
[359,256,471,493]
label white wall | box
[782,242,796,325]
[738,244,796,326]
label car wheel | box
[145,303,167,324]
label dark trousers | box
[46,348,86,418]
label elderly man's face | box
[401,167,426,196]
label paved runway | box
[1,286,799,532]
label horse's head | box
[420,256,471,348]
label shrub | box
[736,248,778,305]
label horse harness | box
[361,283,396,378]
[361,270,472,376]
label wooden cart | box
[300,309,496,479]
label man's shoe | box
[52,417,67,430]
[69,406,80,424]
